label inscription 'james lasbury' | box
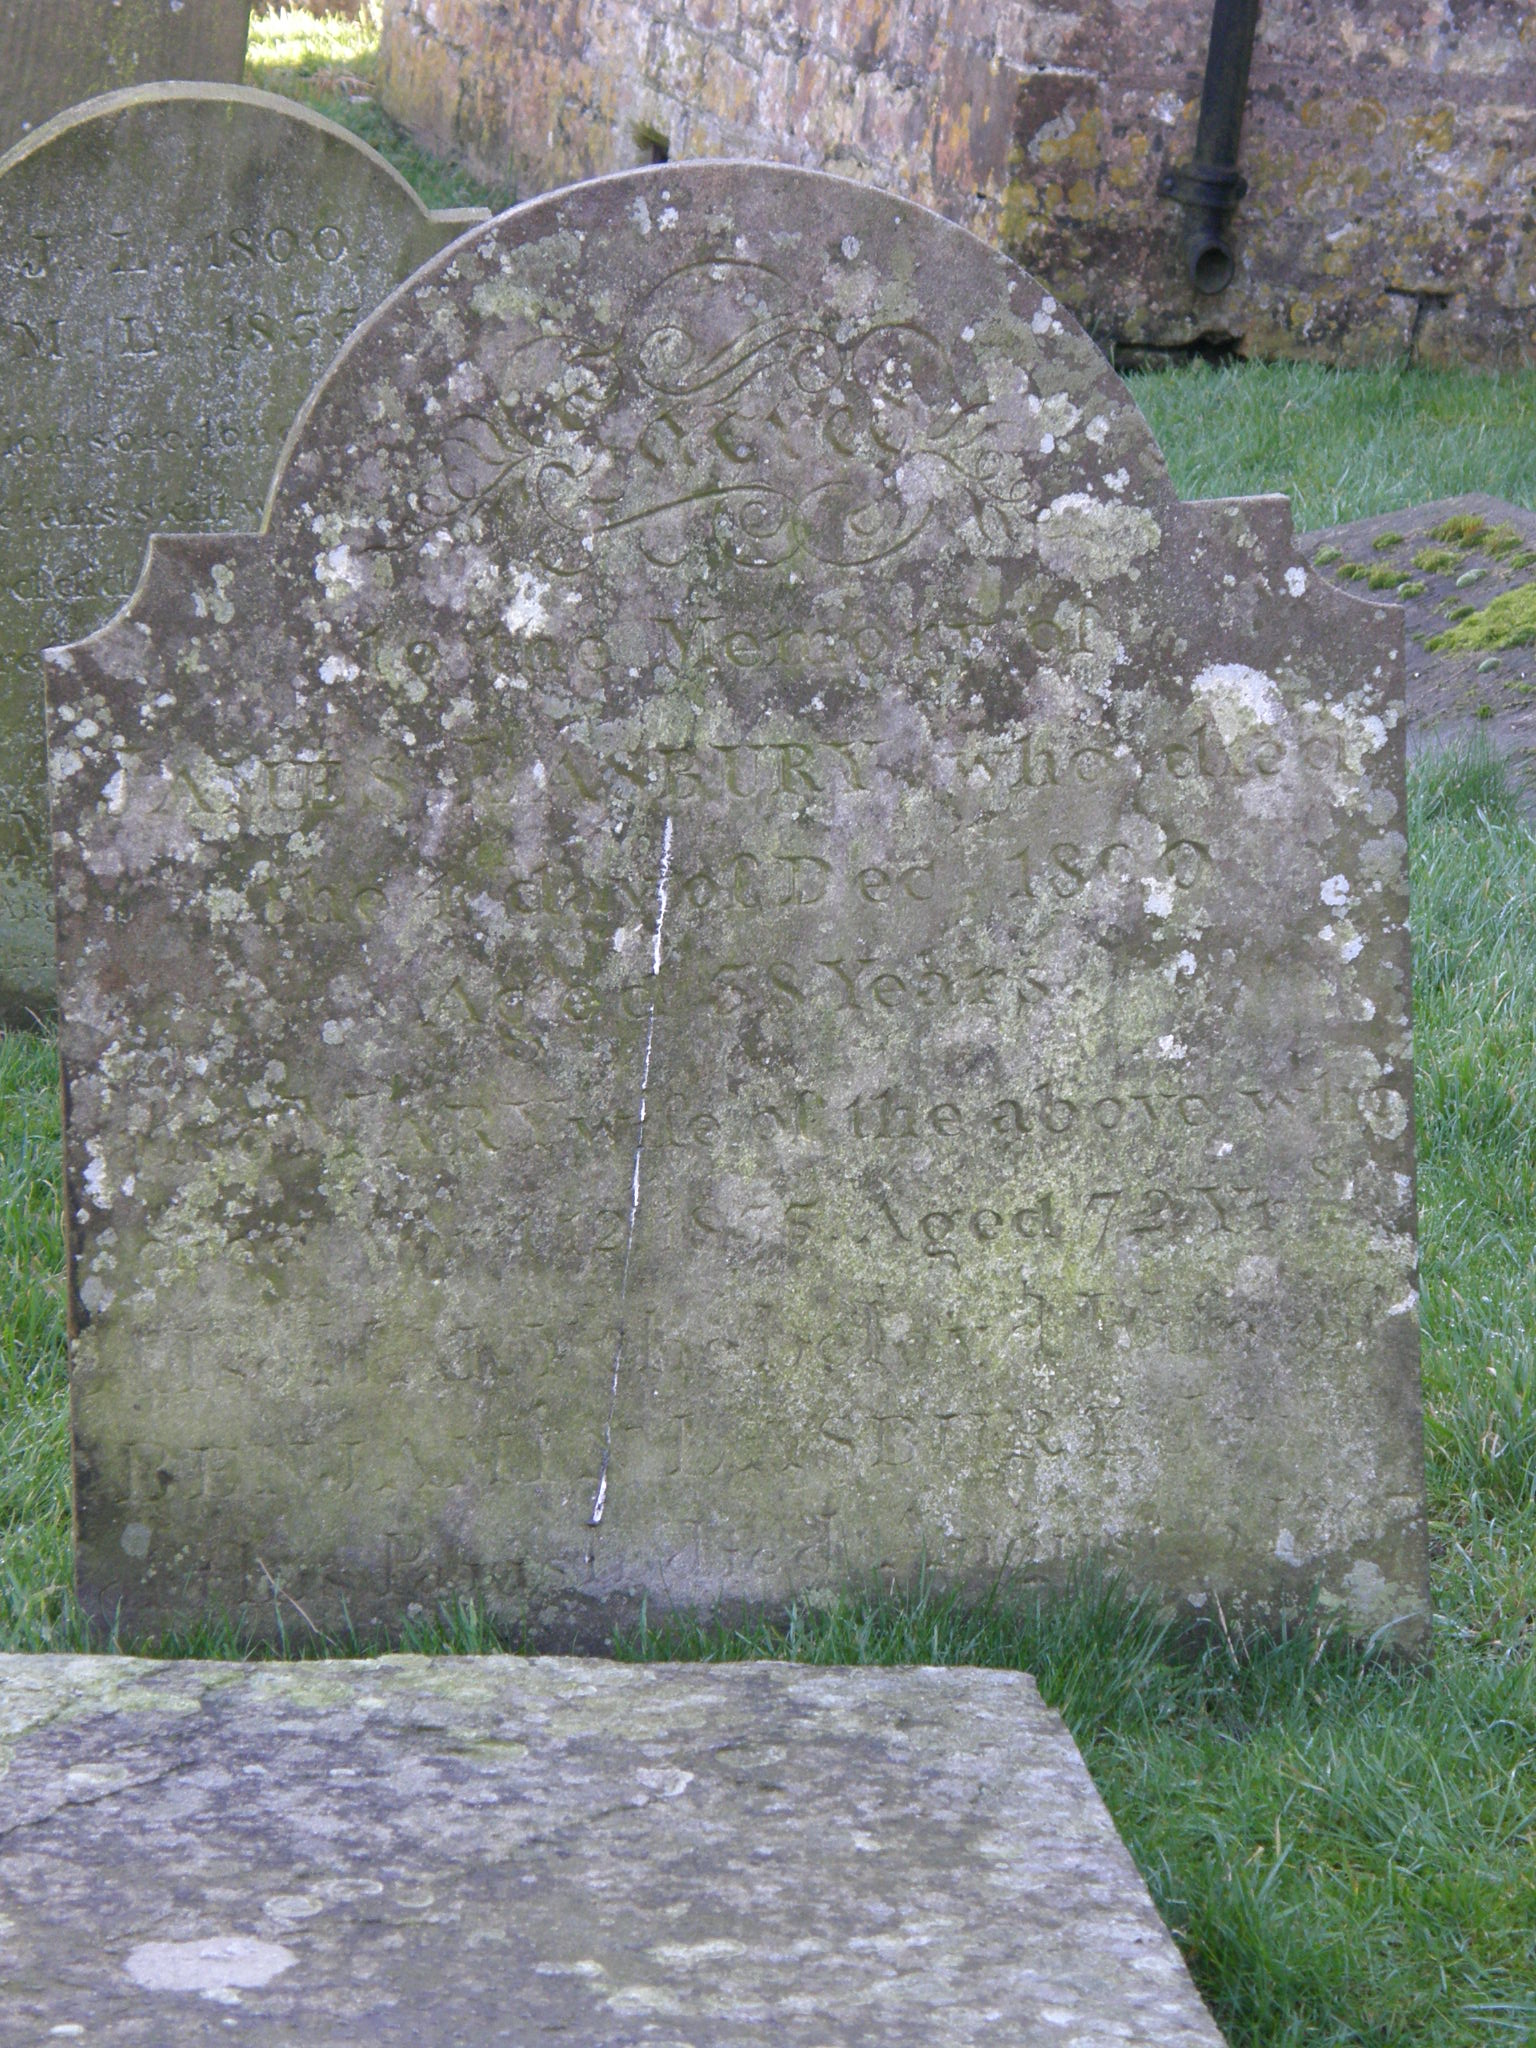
[48,164,1429,1649]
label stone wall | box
[375,0,1536,368]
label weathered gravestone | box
[0,85,484,1022]
[49,165,1431,1649]
[0,0,251,154]
[0,1656,1227,2044]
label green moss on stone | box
[1312,544,1341,564]
[1412,547,1461,574]
[1481,523,1523,558]
[1396,580,1427,599]
[1426,580,1536,652]
[1371,532,1405,551]
[1366,567,1407,590]
[1431,514,1488,547]
[1336,561,1370,581]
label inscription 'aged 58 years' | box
[48,165,1430,1648]
[0,84,483,1021]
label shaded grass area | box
[4,751,1534,2043]
[1128,362,1536,533]
[244,5,509,212]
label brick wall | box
[376,0,1536,366]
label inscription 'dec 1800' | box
[48,165,1431,1648]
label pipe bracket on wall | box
[1159,0,1261,295]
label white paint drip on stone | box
[589,816,674,1530]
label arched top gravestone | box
[0,84,484,1022]
[49,165,1429,1649]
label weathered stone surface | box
[0,1653,1226,2045]
[0,0,251,154]
[376,0,1536,369]
[1302,496,1536,806]
[0,85,484,1023]
[49,164,1429,1649]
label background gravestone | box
[49,164,1430,1650]
[0,85,484,1023]
[0,0,251,154]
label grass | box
[244,5,509,212]
[1129,362,1536,532]
[0,1032,68,1650]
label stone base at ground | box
[1302,496,1536,806]
[0,1654,1225,2044]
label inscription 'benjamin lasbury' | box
[49,166,1430,1647]
[0,84,483,1021]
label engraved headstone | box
[49,165,1430,1649]
[0,84,483,1020]
[0,0,251,154]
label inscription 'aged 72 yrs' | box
[48,166,1430,1648]
[0,84,483,1021]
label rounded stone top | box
[0,81,447,206]
[267,162,1173,616]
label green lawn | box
[0,11,1531,2039]
[1133,362,1536,532]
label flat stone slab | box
[1301,495,1536,803]
[0,1655,1225,2045]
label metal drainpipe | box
[1158,0,1261,295]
